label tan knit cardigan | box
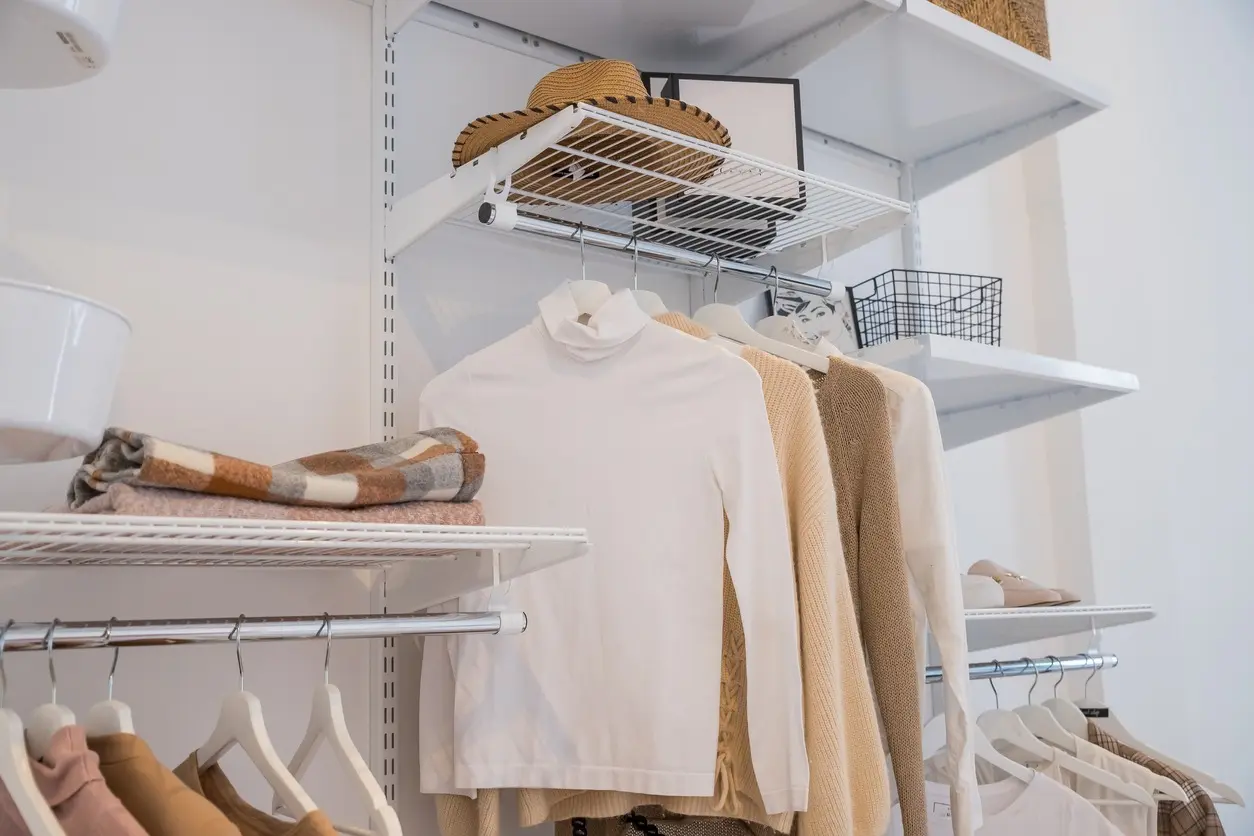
[810,358,926,836]
[433,315,888,836]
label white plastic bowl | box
[0,0,124,89]
[0,278,130,464]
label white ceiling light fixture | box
[0,0,124,89]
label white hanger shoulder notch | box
[274,616,401,836]
[626,235,667,317]
[196,616,318,821]
[0,621,66,836]
[694,305,829,372]
[26,620,76,763]
[920,711,1034,784]
[693,262,829,372]
[84,620,135,737]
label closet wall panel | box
[0,0,375,825]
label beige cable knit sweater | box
[433,315,888,836]
[810,358,926,836]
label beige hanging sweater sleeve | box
[810,358,927,836]
[431,315,889,836]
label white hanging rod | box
[926,653,1117,684]
[499,214,840,299]
[0,611,526,652]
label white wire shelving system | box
[367,0,1157,819]
[0,1,1157,829]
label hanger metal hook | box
[713,256,722,303]
[634,236,640,289]
[0,619,13,708]
[103,617,120,701]
[768,266,780,299]
[1022,656,1040,704]
[988,660,1002,709]
[317,612,333,687]
[1084,654,1104,701]
[44,619,60,704]
[577,224,586,283]
[231,614,246,692]
[1048,655,1064,698]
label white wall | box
[1046,0,1254,829]
[0,0,377,827]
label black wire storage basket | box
[846,269,1003,349]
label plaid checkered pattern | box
[1089,722,1226,836]
[69,427,484,510]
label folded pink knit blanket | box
[75,483,485,526]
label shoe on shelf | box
[967,560,1076,607]
[961,574,1005,609]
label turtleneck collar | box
[537,281,650,361]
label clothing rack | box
[925,653,1117,684]
[0,611,527,652]
[495,214,841,300]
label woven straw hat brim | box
[452,97,731,205]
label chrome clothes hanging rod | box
[925,653,1118,684]
[493,213,840,300]
[0,611,526,652]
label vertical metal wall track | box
[370,0,400,813]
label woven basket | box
[931,0,1050,59]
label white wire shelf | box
[965,605,1155,652]
[0,513,588,608]
[387,103,909,299]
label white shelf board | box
[966,605,1155,652]
[798,0,1109,196]
[854,335,1138,448]
[433,0,900,74]
[0,514,588,610]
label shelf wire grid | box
[457,104,909,264]
[0,513,588,568]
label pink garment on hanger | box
[0,725,148,836]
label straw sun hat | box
[452,60,732,204]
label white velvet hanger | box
[626,236,667,317]
[1013,658,1078,753]
[566,225,613,317]
[920,709,1034,784]
[197,616,318,821]
[693,264,828,372]
[84,620,135,737]
[274,616,401,836]
[977,663,1154,807]
[26,620,76,762]
[1056,657,1210,805]
[0,621,66,836]
[754,315,839,354]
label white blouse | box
[888,776,1121,836]
[417,284,808,810]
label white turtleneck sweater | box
[417,283,808,810]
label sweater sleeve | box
[713,363,810,815]
[785,384,890,836]
[855,409,928,836]
[892,385,977,836]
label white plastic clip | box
[477,173,518,230]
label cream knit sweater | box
[433,314,888,836]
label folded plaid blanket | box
[69,427,484,510]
